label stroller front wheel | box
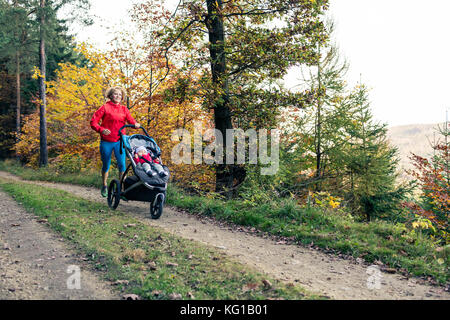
[150,193,164,219]
[107,179,121,209]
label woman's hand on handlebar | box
[134,123,141,128]
[102,129,111,135]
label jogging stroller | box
[107,124,170,219]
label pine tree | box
[340,83,411,221]
[0,0,38,147]
[303,44,349,190]
[38,0,48,166]
[280,36,352,196]
[34,0,91,166]
[0,0,89,160]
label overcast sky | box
[73,0,450,127]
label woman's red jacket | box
[90,101,137,142]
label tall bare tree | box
[38,0,48,166]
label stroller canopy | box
[124,134,161,158]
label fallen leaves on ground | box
[123,293,140,300]
[166,262,178,267]
[152,290,162,297]
[242,283,259,292]
[147,261,157,270]
[262,279,272,289]
[168,293,182,300]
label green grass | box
[0,159,448,284]
[0,177,319,300]
[0,159,105,188]
[166,186,449,284]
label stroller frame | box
[106,124,168,219]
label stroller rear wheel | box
[150,193,164,219]
[107,179,121,209]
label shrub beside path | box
[0,171,448,300]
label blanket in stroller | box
[123,134,170,187]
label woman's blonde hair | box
[105,86,127,102]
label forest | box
[0,0,448,290]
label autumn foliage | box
[15,45,105,167]
[406,127,450,244]
[15,43,214,190]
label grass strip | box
[0,177,320,300]
[0,160,105,188]
[167,186,448,284]
[0,160,447,284]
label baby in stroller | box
[134,146,168,177]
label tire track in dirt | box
[0,171,448,300]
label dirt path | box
[0,171,448,300]
[0,188,119,300]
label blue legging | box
[100,140,126,173]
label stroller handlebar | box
[118,124,150,137]
[119,124,151,156]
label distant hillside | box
[387,123,445,178]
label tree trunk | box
[15,52,21,142]
[314,44,322,191]
[39,0,48,167]
[13,0,21,161]
[206,0,234,197]
[147,68,153,128]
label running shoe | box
[101,186,107,197]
